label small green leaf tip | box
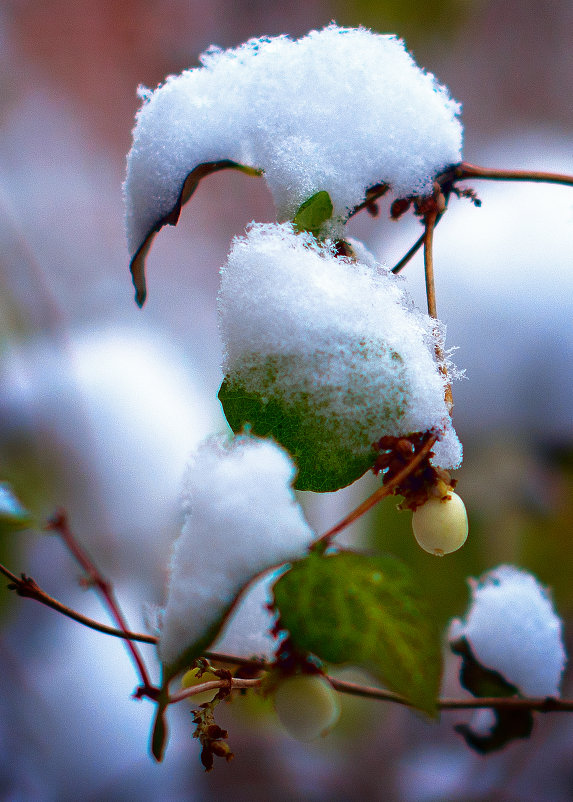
[293,191,334,238]
[272,551,442,715]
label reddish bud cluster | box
[372,433,456,511]
[192,704,234,771]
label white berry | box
[181,667,219,706]
[273,674,340,741]
[412,491,468,556]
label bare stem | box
[329,677,573,712]
[391,231,426,274]
[0,565,156,643]
[169,677,263,705]
[311,435,437,549]
[423,209,438,319]
[47,509,155,693]
[423,210,453,412]
[456,162,573,188]
[391,211,445,275]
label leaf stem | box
[423,209,439,319]
[47,509,155,694]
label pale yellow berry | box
[181,667,219,706]
[412,491,468,556]
[273,674,340,741]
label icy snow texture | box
[449,565,567,697]
[125,24,462,254]
[158,435,313,668]
[219,223,462,469]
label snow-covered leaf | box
[218,223,461,490]
[125,25,462,294]
[218,373,379,491]
[158,435,313,680]
[129,160,261,306]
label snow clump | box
[158,435,313,670]
[125,24,462,256]
[449,565,567,697]
[218,222,462,491]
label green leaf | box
[293,191,334,238]
[272,551,442,715]
[0,483,33,535]
[218,346,407,493]
[218,378,377,492]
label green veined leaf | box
[272,551,442,715]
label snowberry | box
[273,674,340,741]
[412,491,468,556]
[180,667,219,706]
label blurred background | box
[0,1,572,799]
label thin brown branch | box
[0,562,22,586]
[311,434,437,549]
[1,566,156,643]
[423,209,453,412]
[391,211,445,275]
[47,509,155,693]
[203,650,270,669]
[0,573,279,662]
[391,230,426,274]
[329,677,573,712]
[455,162,573,188]
[423,209,438,319]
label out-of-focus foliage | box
[332,0,471,45]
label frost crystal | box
[125,24,462,256]
[449,565,567,697]
[158,435,313,669]
[218,222,461,485]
